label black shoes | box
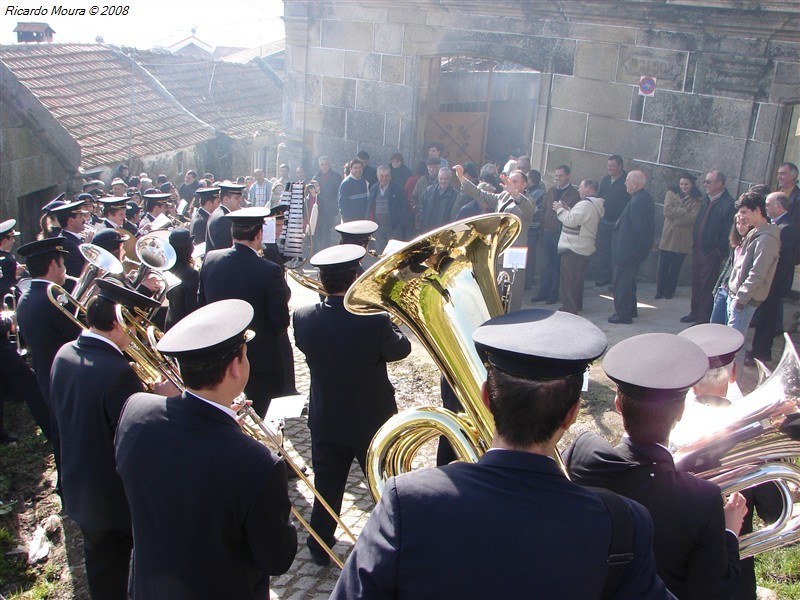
[595,280,612,287]
[655,292,664,299]
[307,540,333,567]
[608,314,633,324]
[680,314,697,323]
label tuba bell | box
[344,213,521,500]
[672,334,800,558]
[73,243,125,305]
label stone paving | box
[270,272,797,598]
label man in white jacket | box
[555,179,604,314]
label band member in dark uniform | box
[335,309,670,599]
[115,299,297,599]
[122,200,141,237]
[293,244,411,566]
[189,186,220,244]
[50,201,90,277]
[565,332,748,599]
[0,219,47,444]
[138,192,171,234]
[205,182,245,252]
[98,196,128,231]
[40,194,67,239]
[50,279,167,600]
[198,207,289,417]
[165,228,199,330]
[16,238,82,409]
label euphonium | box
[672,334,800,558]
[344,213,521,500]
[73,243,124,305]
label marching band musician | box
[122,199,141,237]
[334,220,379,273]
[50,279,173,600]
[565,333,748,599]
[164,228,199,330]
[15,237,82,410]
[138,191,171,234]
[0,219,47,446]
[198,207,289,417]
[676,324,782,600]
[293,244,411,566]
[0,219,24,297]
[40,195,67,239]
[205,182,246,252]
[98,196,128,231]
[334,309,669,598]
[90,229,163,300]
[115,300,297,599]
[189,186,221,244]
[50,200,91,277]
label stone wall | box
[1,61,81,240]
[282,0,800,192]
[282,0,800,278]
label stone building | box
[281,0,800,226]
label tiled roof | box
[0,43,215,169]
[221,39,284,65]
[13,22,55,33]
[136,51,282,139]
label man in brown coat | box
[532,165,580,304]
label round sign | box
[639,76,657,95]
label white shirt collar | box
[187,391,238,421]
[80,330,123,355]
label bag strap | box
[589,486,635,600]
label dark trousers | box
[592,219,614,283]
[690,249,723,323]
[524,226,540,288]
[559,251,589,314]
[80,527,133,600]
[245,371,285,419]
[612,262,641,320]
[656,250,687,297]
[278,332,298,395]
[538,229,561,301]
[751,291,782,361]
[308,437,369,556]
[0,341,52,439]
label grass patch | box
[0,526,36,594]
[757,544,800,598]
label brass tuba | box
[672,334,800,558]
[344,213,521,500]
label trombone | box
[44,283,165,389]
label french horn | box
[344,213,521,500]
[672,334,800,558]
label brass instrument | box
[129,234,178,318]
[672,334,800,558]
[137,312,357,568]
[73,243,125,306]
[45,283,165,388]
[235,401,356,569]
[1,287,24,356]
[344,213,522,500]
